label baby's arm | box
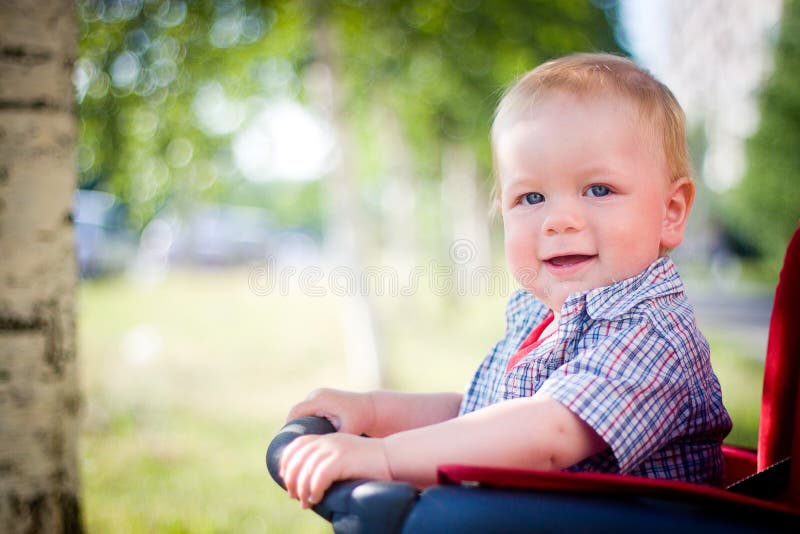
[280,394,607,507]
[287,388,463,437]
[383,394,607,486]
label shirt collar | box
[560,256,683,321]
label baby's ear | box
[660,177,695,250]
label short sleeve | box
[537,321,690,473]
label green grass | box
[79,268,340,534]
[706,330,765,449]
[78,268,766,533]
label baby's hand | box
[287,388,375,436]
[279,433,391,508]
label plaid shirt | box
[459,256,732,485]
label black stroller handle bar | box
[266,416,418,532]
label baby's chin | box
[529,286,567,314]
[531,280,606,313]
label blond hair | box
[491,52,691,201]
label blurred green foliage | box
[724,0,800,278]
[77,0,313,230]
[77,0,621,234]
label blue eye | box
[521,192,544,205]
[586,185,611,197]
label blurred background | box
[70,0,798,532]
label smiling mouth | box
[544,254,596,267]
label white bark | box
[306,26,383,390]
[0,1,83,532]
[441,143,492,292]
[375,107,418,273]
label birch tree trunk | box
[0,2,83,532]
[374,106,418,273]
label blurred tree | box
[76,0,314,231]
[0,1,83,532]
[724,0,800,277]
[77,0,621,237]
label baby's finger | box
[286,399,317,422]
[280,434,316,475]
[295,446,328,508]
[280,436,317,498]
[286,405,342,432]
[307,454,339,507]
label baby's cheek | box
[505,227,531,264]
[608,234,661,279]
[506,250,536,288]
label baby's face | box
[496,92,685,312]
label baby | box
[280,52,732,509]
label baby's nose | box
[542,200,584,234]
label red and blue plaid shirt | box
[459,256,733,485]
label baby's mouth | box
[544,254,595,267]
